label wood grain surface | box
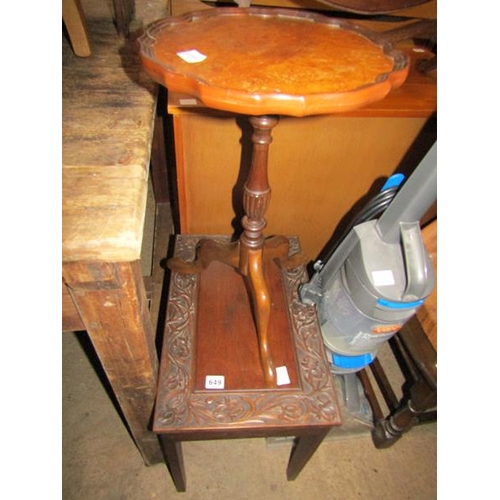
[139,8,409,116]
[63,19,158,262]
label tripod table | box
[138,7,409,491]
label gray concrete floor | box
[62,329,436,499]
[62,183,437,499]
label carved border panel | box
[154,235,341,432]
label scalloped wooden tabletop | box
[138,8,409,117]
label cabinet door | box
[172,112,433,260]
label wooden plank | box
[62,165,148,262]
[62,281,85,332]
[63,18,158,262]
[62,19,157,167]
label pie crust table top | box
[138,7,409,117]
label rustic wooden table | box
[62,17,169,466]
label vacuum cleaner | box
[299,142,437,375]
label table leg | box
[372,375,436,449]
[63,260,164,465]
[62,0,91,57]
[286,428,331,481]
[167,116,302,387]
[159,436,187,492]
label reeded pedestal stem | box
[167,115,281,386]
[239,115,279,386]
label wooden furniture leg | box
[159,429,331,492]
[167,115,300,386]
[62,0,91,57]
[360,315,437,449]
[159,437,187,492]
[238,115,278,386]
[112,0,135,37]
[372,373,436,448]
[63,260,164,465]
[153,234,341,491]
[286,429,331,481]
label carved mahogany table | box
[138,7,408,491]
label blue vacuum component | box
[377,297,425,309]
[300,142,437,374]
[332,352,374,370]
[381,173,405,191]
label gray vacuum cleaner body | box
[300,143,437,373]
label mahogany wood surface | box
[138,7,409,117]
[154,235,340,491]
[138,7,411,386]
[163,6,437,260]
[155,236,340,423]
[194,255,299,391]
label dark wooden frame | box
[358,315,437,448]
[154,235,341,491]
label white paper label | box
[177,49,207,63]
[276,366,290,386]
[179,98,198,106]
[372,270,395,287]
[205,375,225,390]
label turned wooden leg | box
[372,376,437,449]
[239,115,279,386]
[167,115,287,386]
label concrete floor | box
[62,179,437,499]
[62,329,436,499]
[63,2,437,498]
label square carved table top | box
[154,235,341,437]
